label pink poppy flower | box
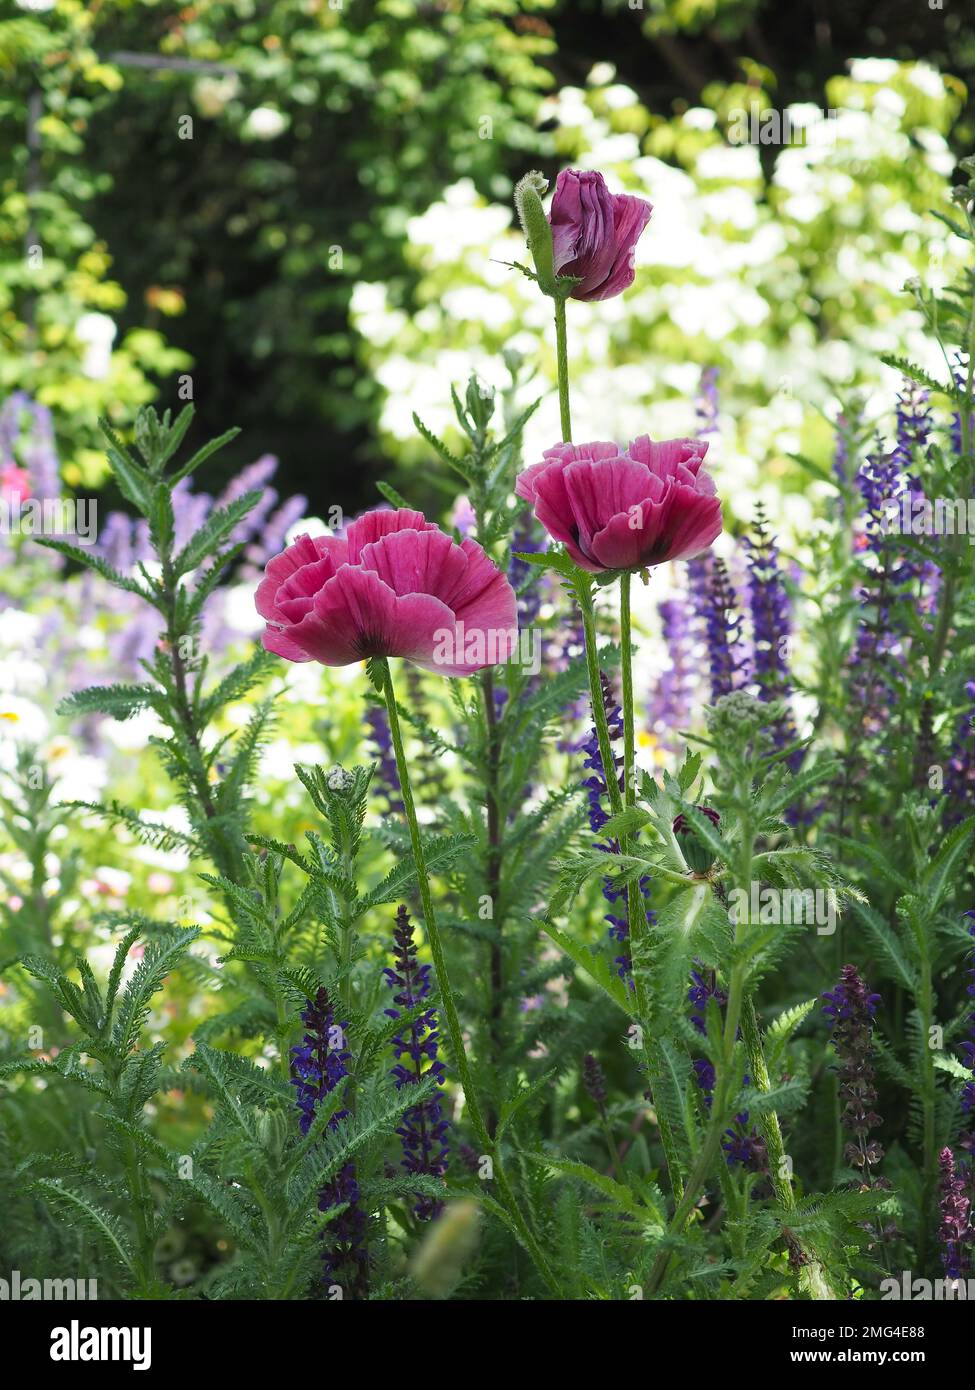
[0,464,31,503]
[256,508,518,676]
[515,436,722,574]
[549,169,652,302]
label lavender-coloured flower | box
[695,366,720,439]
[950,352,974,457]
[582,1053,608,1114]
[242,492,309,579]
[365,705,403,813]
[508,511,547,629]
[945,683,975,829]
[744,507,801,771]
[833,411,853,493]
[216,453,279,547]
[0,392,60,501]
[846,386,939,738]
[688,553,747,701]
[687,964,764,1168]
[646,592,697,754]
[580,672,655,982]
[290,987,368,1291]
[384,904,449,1219]
[688,965,726,1037]
[721,1119,767,1171]
[939,1147,971,1280]
[823,965,885,1176]
[957,912,975,1161]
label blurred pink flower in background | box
[0,463,30,503]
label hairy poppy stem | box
[554,297,572,442]
[618,573,686,1201]
[578,578,685,1203]
[379,658,563,1297]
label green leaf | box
[360,833,477,911]
[30,1180,134,1271]
[765,998,817,1058]
[173,491,262,576]
[199,651,276,724]
[113,928,200,1054]
[375,480,410,509]
[100,420,154,514]
[512,548,580,581]
[184,1042,262,1144]
[535,918,631,1013]
[62,801,200,854]
[168,426,241,485]
[412,412,470,478]
[921,816,975,916]
[33,539,155,599]
[879,356,962,403]
[57,683,159,723]
[495,1069,557,1143]
[764,758,840,818]
[850,901,918,991]
[524,1154,663,1224]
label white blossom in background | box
[350,61,966,559]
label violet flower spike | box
[384,904,449,1220]
[938,1147,971,1280]
[822,965,885,1178]
[289,987,368,1291]
[580,672,655,983]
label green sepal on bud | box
[464,373,496,432]
[513,171,559,297]
[673,806,721,874]
[255,1108,291,1160]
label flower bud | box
[673,806,721,873]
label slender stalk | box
[554,297,572,442]
[619,573,636,819]
[381,661,487,1142]
[578,588,623,822]
[648,803,754,1296]
[917,952,937,1271]
[601,1115,625,1180]
[379,658,562,1296]
[740,998,834,1299]
[618,575,648,988]
[646,956,746,1296]
[481,666,504,1117]
[580,579,685,1198]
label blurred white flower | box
[75,312,117,380]
[242,106,288,140]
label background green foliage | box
[1,0,972,506]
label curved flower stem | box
[379,658,562,1297]
[554,297,572,442]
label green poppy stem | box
[618,572,685,1199]
[379,657,562,1297]
[554,297,572,442]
